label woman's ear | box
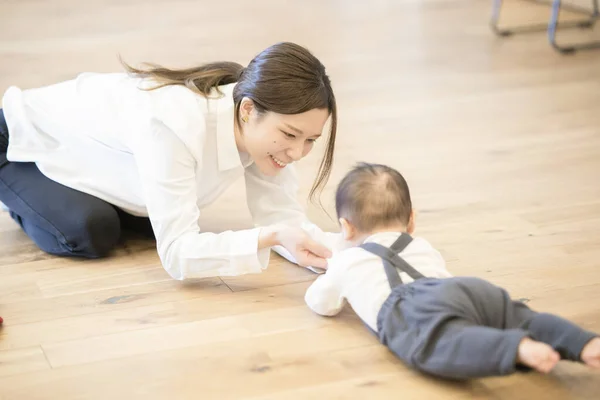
[240,97,254,122]
[339,218,356,241]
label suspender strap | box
[389,233,413,254]
[361,242,403,288]
[359,233,426,289]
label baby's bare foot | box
[581,337,600,369]
[517,337,560,373]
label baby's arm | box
[304,256,346,316]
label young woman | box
[0,42,341,280]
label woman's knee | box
[69,206,121,258]
[10,205,121,258]
[63,204,121,258]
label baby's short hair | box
[335,162,412,232]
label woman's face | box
[237,99,329,176]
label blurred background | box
[1,1,599,398]
[2,0,599,232]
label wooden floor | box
[1,0,600,398]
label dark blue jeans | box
[0,109,154,258]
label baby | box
[305,162,600,380]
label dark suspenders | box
[359,233,425,289]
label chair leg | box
[492,0,559,35]
[548,0,600,54]
[491,0,600,54]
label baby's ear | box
[407,210,416,234]
[339,218,356,240]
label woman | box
[0,42,341,280]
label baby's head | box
[335,162,414,245]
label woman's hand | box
[258,224,332,269]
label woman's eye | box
[283,131,296,139]
[307,138,317,143]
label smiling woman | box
[0,42,342,280]
[236,108,329,175]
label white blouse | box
[2,72,341,279]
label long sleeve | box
[304,258,346,316]
[244,163,344,265]
[132,119,270,280]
